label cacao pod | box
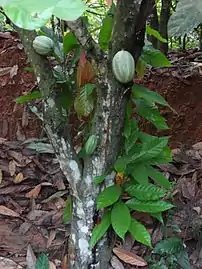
[84,135,99,155]
[112,50,135,84]
[33,36,54,56]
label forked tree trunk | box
[17,0,154,268]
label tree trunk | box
[158,0,172,54]
[16,0,154,268]
[199,24,202,51]
[147,4,159,49]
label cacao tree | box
[1,0,175,268]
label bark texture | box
[16,1,153,268]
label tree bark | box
[16,0,153,268]
[147,3,159,49]
[199,24,202,51]
[158,0,172,54]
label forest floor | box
[0,32,202,268]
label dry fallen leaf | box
[111,255,124,269]
[113,247,147,267]
[47,230,56,248]
[14,172,24,184]
[0,169,2,184]
[49,261,57,269]
[8,160,16,176]
[0,256,23,269]
[26,184,41,199]
[0,205,20,217]
[26,244,36,269]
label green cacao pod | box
[33,36,54,55]
[84,135,99,155]
[112,50,135,84]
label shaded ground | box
[0,32,202,268]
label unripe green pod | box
[84,135,99,155]
[33,36,54,56]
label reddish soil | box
[0,32,202,147]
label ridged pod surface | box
[33,36,54,56]
[112,50,135,84]
[84,135,99,155]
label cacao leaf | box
[147,165,171,189]
[97,185,122,209]
[126,199,173,213]
[111,201,131,240]
[90,211,111,248]
[154,237,183,255]
[129,219,152,247]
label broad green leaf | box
[129,136,169,163]
[111,201,131,240]
[131,163,148,185]
[124,119,139,153]
[154,237,183,255]
[98,4,115,51]
[146,25,167,43]
[4,6,52,30]
[94,175,106,184]
[97,185,122,209]
[147,165,171,189]
[150,145,172,165]
[63,32,78,55]
[135,99,168,130]
[35,253,49,269]
[168,0,202,37]
[2,0,56,12]
[142,44,171,67]
[63,197,71,224]
[24,67,34,72]
[16,91,41,103]
[135,57,147,79]
[126,199,173,213]
[132,84,176,113]
[129,219,152,247]
[114,157,127,172]
[176,248,190,269]
[150,212,164,224]
[125,183,166,201]
[53,0,86,21]
[90,211,111,248]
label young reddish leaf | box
[111,201,131,240]
[90,211,111,248]
[113,247,147,266]
[106,0,112,7]
[97,185,122,209]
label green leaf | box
[125,183,166,201]
[132,84,176,113]
[154,237,183,255]
[90,211,111,248]
[129,136,169,163]
[114,157,127,172]
[111,201,131,240]
[146,25,167,43]
[63,32,78,55]
[142,44,171,67]
[168,0,202,37]
[129,219,152,247]
[130,163,148,185]
[2,0,56,12]
[126,199,173,213]
[135,99,168,130]
[94,175,106,185]
[150,145,172,165]
[4,6,52,30]
[35,253,49,269]
[16,91,41,103]
[150,212,164,224]
[136,57,147,79]
[53,0,86,21]
[176,248,190,269]
[63,197,71,224]
[24,67,34,72]
[74,84,95,118]
[98,4,115,51]
[97,185,122,209]
[147,166,171,189]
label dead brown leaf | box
[0,66,12,76]
[26,244,36,269]
[8,160,16,176]
[113,247,147,267]
[111,255,124,269]
[26,184,41,199]
[0,205,20,217]
[47,230,56,248]
[0,257,23,269]
[22,106,29,128]
[0,169,2,184]
[14,172,24,184]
